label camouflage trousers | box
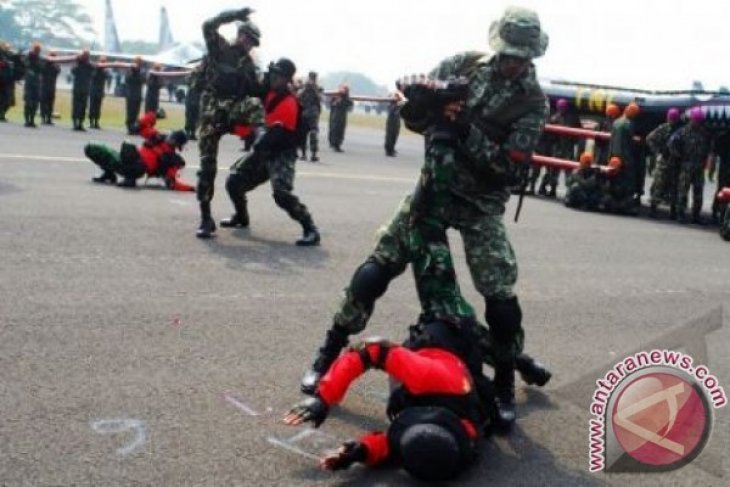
[197,94,263,203]
[565,172,603,210]
[333,191,522,363]
[676,161,705,214]
[228,148,314,225]
[649,155,679,207]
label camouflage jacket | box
[668,124,711,166]
[646,122,681,158]
[202,10,260,100]
[298,82,322,116]
[608,116,636,165]
[428,51,548,212]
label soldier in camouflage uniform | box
[604,103,640,214]
[40,52,60,125]
[564,152,605,211]
[384,81,404,157]
[647,108,683,218]
[195,7,265,239]
[301,7,550,428]
[327,85,353,152]
[538,98,578,197]
[669,107,712,224]
[71,50,93,131]
[221,58,320,246]
[124,58,144,135]
[22,43,42,128]
[593,103,621,166]
[184,61,205,141]
[710,130,730,224]
[88,58,110,129]
[297,71,323,162]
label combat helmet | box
[238,20,261,47]
[489,6,548,59]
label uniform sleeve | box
[359,432,390,466]
[202,10,243,55]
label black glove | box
[320,441,367,471]
[285,396,329,427]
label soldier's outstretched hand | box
[283,396,329,427]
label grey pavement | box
[0,120,728,486]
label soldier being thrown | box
[221,58,320,246]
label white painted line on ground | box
[266,436,321,461]
[223,393,260,416]
[0,153,413,184]
[90,418,147,456]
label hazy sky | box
[78,0,730,90]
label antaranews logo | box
[588,349,727,473]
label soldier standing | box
[221,58,320,246]
[71,50,93,131]
[88,57,110,129]
[195,7,264,239]
[0,43,14,122]
[301,7,550,428]
[22,43,42,128]
[539,98,580,197]
[328,84,353,152]
[184,61,205,141]
[593,103,621,166]
[709,130,730,224]
[384,81,404,157]
[669,107,712,224]
[647,108,683,218]
[124,58,144,135]
[40,51,60,125]
[297,71,323,162]
[144,64,163,115]
[604,103,640,214]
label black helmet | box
[237,20,261,46]
[167,130,188,148]
[269,58,296,81]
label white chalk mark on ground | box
[223,393,260,416]
[268,428,341,461]
[90,419,147,456]
[168,198,191,207]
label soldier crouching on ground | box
[86,130,194,191]
[221,58,320,246]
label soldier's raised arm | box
[202,8,253,54]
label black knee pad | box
[350,259,396,304]
[273,189,296,211]
[485,297,522,344]
[225,173,244,194]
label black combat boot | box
[117,176,137,188]
[92,171,117,184]
[196,202,216,239]
[669,205,677,220]
[301,328,349,395]
[516,354,552,387]
[494,364,517,431]
[310,153,319,163]
[220,195,249,228]
[296,219,321,246]
[691,207,705,225]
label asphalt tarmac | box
[0,120,728,486]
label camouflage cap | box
[488,6,548,59]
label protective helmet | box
[608,156,622,170]
[689,106,704,123]
[579,152,593,167]
[488,6,549,59]
[391,407,473,482]
[556,98,569,113]
[269,58,296,81]
[238,20,261,47]
[605,103,621,119]
[624,102,640,119]
[167,130,188,148]
[667,107,680,123]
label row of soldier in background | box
[554,100,730,239]
[0,42,185,133]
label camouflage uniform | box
[184,63,204,140]
[71,58,93,130]
[124,67,143,133]
[564,167,604,210]
[297,78,322,160]
[711,131,730,222]
[647,121,682,210]
[384,92,402,156]
[196,9,263,217]
[669,123,711,220]
[604,116,638,213]
[144,72,162,114]
[88,65,110,128]
[22,51,42,127]
[539,110,578,196]
[593,117,615,166]
[40,59,60,124]
[327,90,352,150]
